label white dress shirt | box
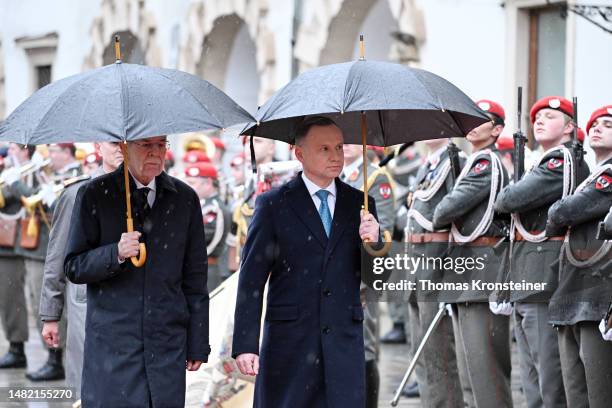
[302,172,336,218]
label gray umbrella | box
[243,59,488,145]
[0,62,254,145]
[0,38,254,268]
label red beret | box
[84,152,101,164]
[530,96,573,123]
[585,105,612,134]
[367,145,384,153]
[230,152,245,167]
[576,127,585,143]
[184,162,217,179]
[210,137,225,150]
[476,99,505,122]
[182,150,211,164]
[496,135,514,151]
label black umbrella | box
[243,36,489,255]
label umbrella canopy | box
[0,62,254,145]
[243,59,488,145]
[0,42,254,268]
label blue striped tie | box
[315,190,332,237]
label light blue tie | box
[315,190,332,237]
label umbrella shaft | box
[361,112,368,213]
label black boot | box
[0,342,27,369]
[401,380,420,398]
[365,360,379,408]
[25,348,65,381]
[380,323,406,344]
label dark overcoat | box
[232,174,379,408]
[65,165,210,408]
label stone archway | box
[295,0,425,71]
[179,0,276,106]
[196,13,260,115]
[83,0,161,70]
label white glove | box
[1,167,21,185]
[40,184,57,207]
[599,319,612,341]
[489,301,513,316]
[439,302,453,317]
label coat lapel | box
[286,175,328,249]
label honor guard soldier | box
[494,96,590,408]
[405,138,465,407]
[227,136,276,273]
[546,105,612,408]
[433,100,512,408]
[184,162,230,291]
[25,142,82,381]
[341,143,395,408]
[0,143,37,370]
[382,145,422,345]
[39,141,123,399]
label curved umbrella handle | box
[363,230,392,257]
[130,243,147,267]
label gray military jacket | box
[546,157,612,325]
[433,145,509,302]
[406,148,465,301]
[39,171,96,321]
[495,142,590,302]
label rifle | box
[446,139,462,183]
[572,97,585,165]
[378,141,415,167]
[513,87,526,183]
[596,207,612,240]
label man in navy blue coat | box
[232,116,382,407]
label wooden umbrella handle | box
[120,143,147,267]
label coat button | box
[323,289,331,297]
[322,326,331,334]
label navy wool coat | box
[232,174,379,408]
[64,166,210,408]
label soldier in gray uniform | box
[184,162,230,291]
[545,105,612,408]
[23,143,82,381]
[341,143,395,408]
[495,96,590,408]
[433,100,512,408]
[0,143,36,369]
[383,145,422,345]
[405,138,465,408]
[39,142,123,398]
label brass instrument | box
[0,158,52,187]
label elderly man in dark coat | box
[65,136,210,408]
[232,117,382,408]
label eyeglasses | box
[132,140,170,151]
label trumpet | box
[21,182,64,210]
[0,158,52,187]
